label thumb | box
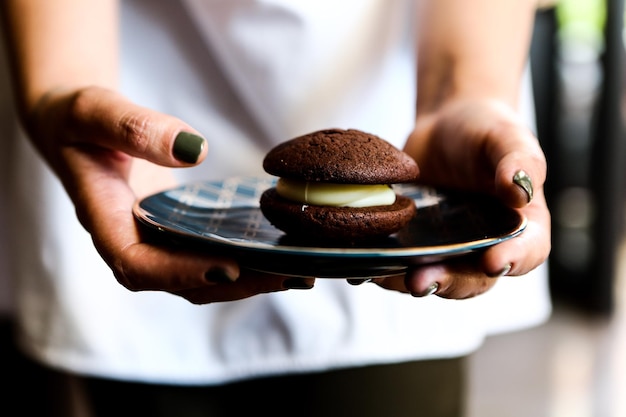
[491,128,547,209]
[63,87,207,166]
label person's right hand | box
[24,86,315,303]
[367,97,550,299]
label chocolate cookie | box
[260,128,419,243]
[262,128,419,183]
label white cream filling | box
[276,178,396,208]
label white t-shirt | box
[4,0,551,385]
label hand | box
[371,98,550,299]
[25,86,314,303]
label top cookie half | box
[262,128,419,184]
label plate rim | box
[132,177,527,259]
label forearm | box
[416,0,537,112]
[0,0,119,118]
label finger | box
[406,100,547,205]
[488,123,547,208]
[63,87,208,166]
[96,199,243,292]
[65,152,238,292]
[404,263,500,300]
[174,272,316,305]
[114,242,242,293]
[480,191,551,277]
[371,261,500,300]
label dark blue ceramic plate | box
[133,176,526,278]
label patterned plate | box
[133,176,526,278]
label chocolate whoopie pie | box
[260,128,420,243]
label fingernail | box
[412,282,439,298]
[205,267,237,283]
[347,278,373,286]
[173,132,205,163]
[513,170,533,203]
[487,263,512,278]
[283,278,314,290]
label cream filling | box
[276,178,396,208]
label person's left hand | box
[364,98,550,299]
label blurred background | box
[1,1,626,416]
[538,0,625,317]
[469,0,626,416]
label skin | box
[0,0,550,302]
[377,0,550,298]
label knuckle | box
[112,265,142,292]
[116,112,153,153]
[110,253,149,292]
[467,278,496,298]
[64,87,159,156]
[441,276,496,300]
[65,86,99,121]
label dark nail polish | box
[283,278,314,290]
[173,132,205,164]
[205,267,235,284]
[513,170,533,203]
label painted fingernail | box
[283,278,314,290]
[513,170,533,203]
[347,278,373,286]
[413,282,439,297]
[487,263,512,278]
[173,131,205,163]
[205,267,237,283]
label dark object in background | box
[532,1,626,316]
